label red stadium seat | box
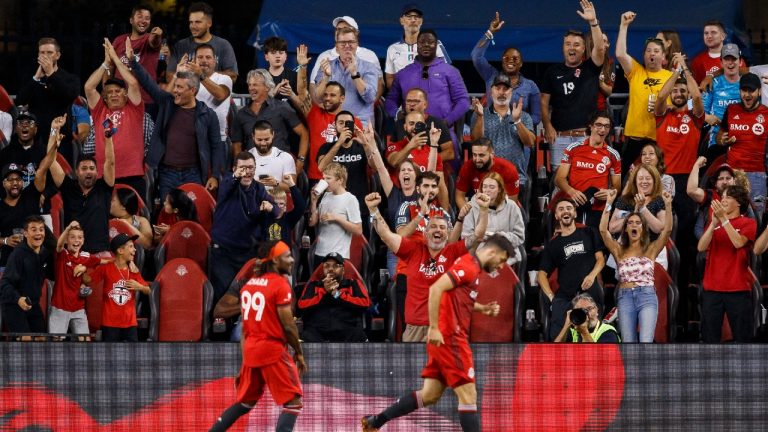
[653,262,679,343]
[114,183,150,219]
[154,221,211,274]
[149,258,214,341]
[470,264,525,342]
[50,193,64,238]
[308,234,372,286]
[84,273,105,335]
[178,183,216,232]
[0,84,13,113]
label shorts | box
[236,349,303,406]
[421,338,475,388]
[402,324,428,343]
[48,306,89,335]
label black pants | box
[102,326,138,342]
[701,290,753,342]
[210,245,252,305]
[1,302,45,334]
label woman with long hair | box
[153,188,199,242]
[600,188,673,342]
[110,188,153,249]
[656,30,682,71]
[638,143,674,197]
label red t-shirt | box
[241,272,293,367]
[51,249,101,312]
[90,262,148,328]
[443,253,483,340]
[156,209,181,227]
[113,33,160,105]
[395,237,467,326]
[722,103,768,172]
[655,108,704,174]
[306,105,362,180]
[690,50,747,84]
[703,215,756,292]
[385,138,443,184]
[561,139,621,209]
[455,157,520,196]
[93,98,146,178]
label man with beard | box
[389,88,454,163]
[361,232,512,432]
[716,73,768,214]
[85,39,146,196]
[687,159,739,239]
[701,44,743,160]
[471,73,535,189]
[172,44,232,149]
[455,138,520,209]
[209,240,306,432]
[209,151,278,304]
[166,2,238,84]
[537,195,606,341]
[248,120,296,191]
[16,37,80,165]
[231,69,308,170]
[0,215,51,339]
[0,113,45,188]
[540,1,605,170]
[555,111,621,228]
[367,191,491,343]
[385,4,448,89]
[471,11,541,124]
[314,27,379,126]
[396,171,452,240]
[386,29,469,168]
[112,4,162,112]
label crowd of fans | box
[0,1,766,344]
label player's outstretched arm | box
[278,305,307,374]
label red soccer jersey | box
[703,215,756,293]
[442,253,483,340]
[93,98,146,178]
[395,238,467,326]
[561,139,621,209]
[655,108,704,174]
[90,263,148,328]
[691,51,747,83]
[385,138,444,184]
[241,272,293,367]
[455,157,520,196]
[306,105,363,180]
[113,33,160,105]
[51,249,101,312]
[722,103,768,172]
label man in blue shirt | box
[701,43,742,161]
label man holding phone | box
[248,120,296,191]
[387,110,445,182]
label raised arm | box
[36,115,66,192]
[108,38,142,105]
[615,11,636,74]
[471,12,505,80]
[103,132,115,187]
[294,44,312,117]
[85,43,112,109]
[366,193,402,254]
[578,0,605,66]
[599,189,621,258]
[647,191,674,258]
[362,124,393,196]
[687,156,707,203]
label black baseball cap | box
[740,73,761,91]
[2,163,23,180]
[401,3,423,16]
[323,252,344,265]
[492,72,512,88]
[110,233,139,253]
[16,112,37,123]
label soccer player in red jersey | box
[209,240,306,432]
[361,233,514,432]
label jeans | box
[745,171,766,216]
[386,250,398,281]
[617,285,658,343]
[157,165,202,205]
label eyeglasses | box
[592,122,611,130]
[336,40,358,47]
[3,176,22,183]
[16,120,36,127]
[502,55,521,62]
[237,165,256,171]
[421,66,429,80]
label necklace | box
[116,262,130,283]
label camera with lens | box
[413,121,428,135]
[570,308,588,326]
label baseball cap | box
[2,163,23,180]
[721,43,740,59]
[401,3,423,16]
[323,252,345,265]
[110,233,139,253]
[332,16,359,30]
[716,163,736,177]
[104,77,127,89]
[16,112,37,123]
[739,73,761,91]
[492,73,512,88]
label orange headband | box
[265,241,290,261]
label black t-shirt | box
[390,114,452,145]
[0,140,47,185]
[539,226,604,298]
[60,176,113,252]
[317,140,369,212]
[540,58,601,131]
[0,185,42,266]
[270,68,301,104]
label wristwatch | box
[350,73,361,80]
[297,156,306,162]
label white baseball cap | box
[332,16,359,30]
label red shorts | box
[236,349,302,405]
[421,338,475,388]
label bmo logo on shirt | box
[667,124,689,134]
[731,124,750,132]
[575,161,595,169]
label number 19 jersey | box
[241,272,293,367]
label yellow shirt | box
[625,59,672,140]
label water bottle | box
[647,92,657,113]
[301,234,311,249]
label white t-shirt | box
[310,46,382,84]
[0,111,11,143]
[749,65,768,107]
[315,191,362,259]
[249,146,296,181]
[385,40,446,75]
[196,72,233,140]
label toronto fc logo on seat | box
[108,281,132,306]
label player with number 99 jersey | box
[241,272,294,368]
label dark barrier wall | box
[1,343,767,431]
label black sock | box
[458,405,480,432]
[372,391,422,427]
[275,402,302,432]
[209,403,252,432]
